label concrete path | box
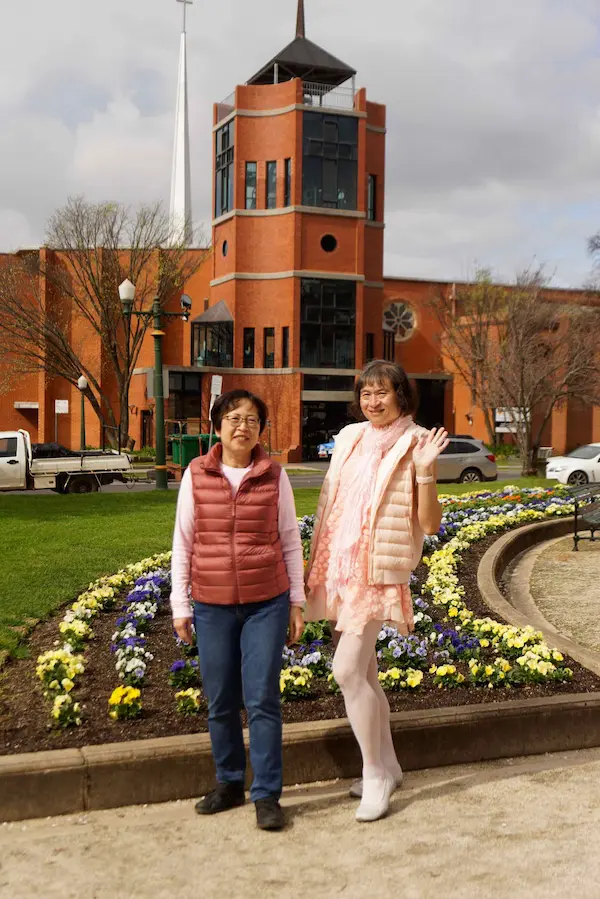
[529,537,600,652]
[3,748,600,899]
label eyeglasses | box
[223,414,261,429]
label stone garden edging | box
[477,516,600,677]
[5,690,600,822]
[5,514,600,824]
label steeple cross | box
[176,0,193,33]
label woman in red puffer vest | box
[171,389,305,832]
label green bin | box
[170,434,201,467]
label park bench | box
[567,484,600,551]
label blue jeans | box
[193,592,290,802]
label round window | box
[383,301,417,342]
[222,240,228,257]
[320,234,337,253]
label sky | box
[2,0,600,286]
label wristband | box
[416,474,434,485]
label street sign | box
[55,400,69,414]
[210,375,223,396]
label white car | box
[546,443,600,486]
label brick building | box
[1,3,599,459]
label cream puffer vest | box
[308,421,428,585]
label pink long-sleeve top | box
[170,463,306,618]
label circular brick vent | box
[321,234,337,253]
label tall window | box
[284,158,292,206]
[243,328,255,368]
[300,279,356,368]
[215,121,234,217]
[266,161,277,209]
[264,328,275,368]
[245,162,257,210]
[383,330,395,362]
[367,175,376,221]
[302,112,358,210]
[365,332,375,362]
[282,326,290,368]
[192,323,234,368]
[167,372,202,421]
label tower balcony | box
[216,80,357,125]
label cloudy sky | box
[2,0,600,286]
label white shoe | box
[355,774,396,823]
[349,767,404,799]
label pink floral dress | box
[307,435,415,636]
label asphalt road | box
[0,467,526,495]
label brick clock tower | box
[195,0,386,460]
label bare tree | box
[429,269,502,445]
[487,270,600,475]
[0,197,207,445]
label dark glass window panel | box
[455,441,479,454]
[338,144,352,159]
[300,279,356,368]
[321,307,335,324]
[322,159,337,203]
[303,112,323,139]
[266,161,277,209]
[367,174,376,220]
[243,327,255,368]
[264,327,275,368]
[169,372,183,392]
[192,322,234,368]
[337,159,357,209]
[282,326,290,368]
[302,156,322,206]
[366,333,375,362]
[323,120,338,142]
[383,330,395,362]
[338,116,358,144]
[245,162,257,210]
[303,375,355,391]
[184,374,201,392]
[284,159,292,207]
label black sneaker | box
[195,782,245,815]
[255,798,285,831]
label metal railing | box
[301,81,355,110]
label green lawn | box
[0,476,558,654]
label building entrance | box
[413,379,447,430]
[302,401,355,460]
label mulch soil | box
[2,534,600,757]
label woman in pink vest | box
[306,360,448,823]
[171,389,305,831]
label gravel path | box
[4,748,600,899]
[529,537,600,651]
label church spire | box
[295,0,305,38]
[169,0,193,246]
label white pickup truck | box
[0,429,133,493]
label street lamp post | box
[119,279,192,491]
[77,376,88,451]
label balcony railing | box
[216,81,357,123]
[301,81,355,111]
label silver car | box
[436,436,498,484]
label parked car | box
[546,443,600,486]
[317,431,497,483]
[437,436,497,483]
[317,435,338,459]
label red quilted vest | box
[189,443,290,605]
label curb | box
[4,692,600,823]
[477,516,600,675]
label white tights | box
[331,619,401,782]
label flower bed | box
[1,484,598,755]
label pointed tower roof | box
[247,0,355,88]
[168,5,193,247]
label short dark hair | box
[211,389,269,434]
[351,360,416,420]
